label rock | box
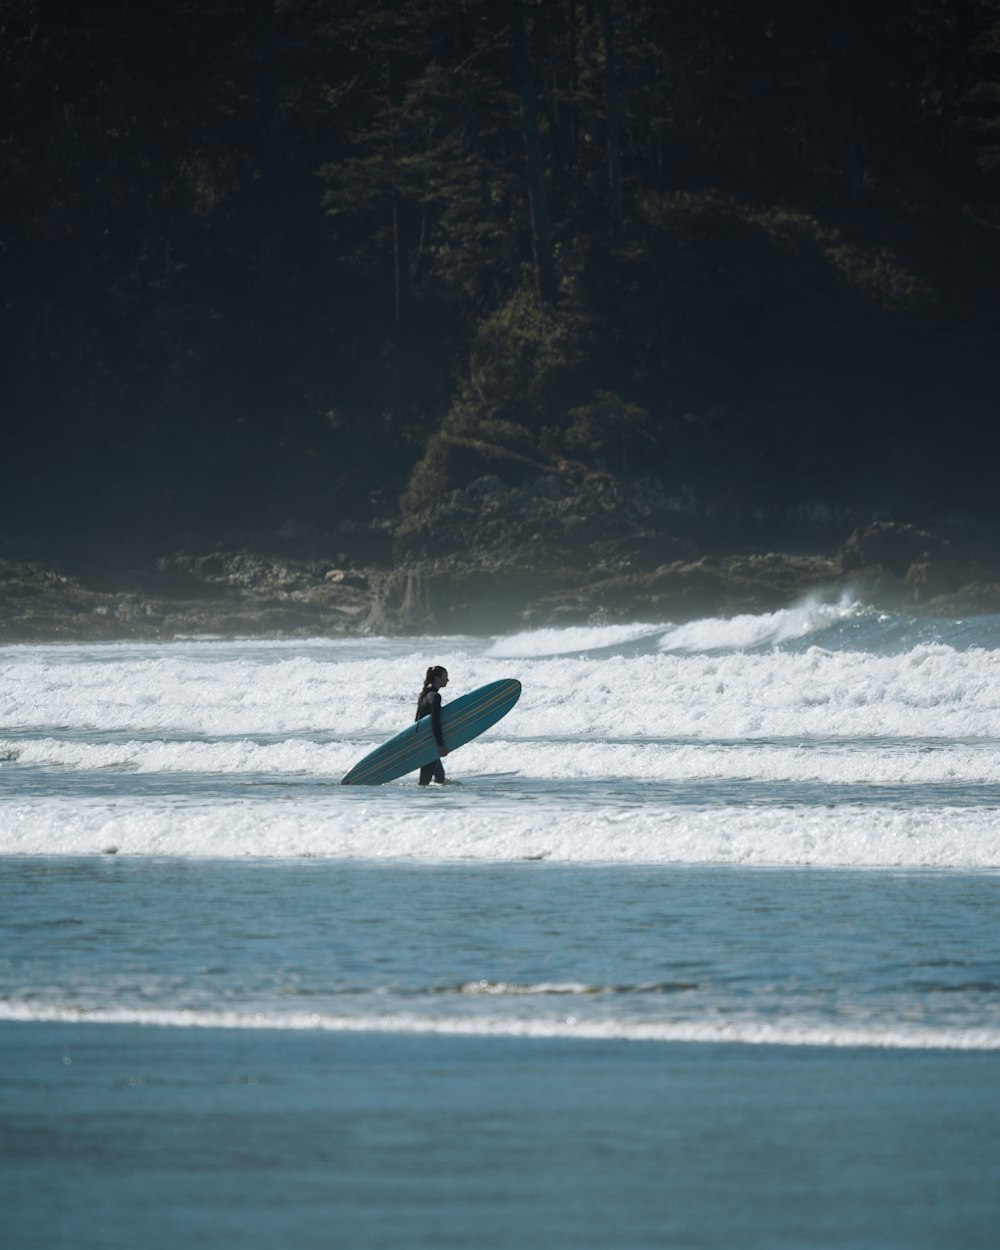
[4,488,1000,641]
[921,581,1000,616]
[839,522,953,578]
[904,559,962,602]
[836,520,985,606]
[396,474,698,573]
[324,568,368,588]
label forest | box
[3,0,1000,558]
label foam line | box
[4,736,1000,785]
[3,797,999,867]
[2,1002,997,1050]
[6,641,1000,740]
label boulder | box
[839,522,952,578]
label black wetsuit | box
[416,688,446,785]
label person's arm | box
[431,692,448,755]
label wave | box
[483,597,865,659]
[513,647,1000,740]
[487,598,1000,659]
[4,735,1000,786]
[5,639,1000,740]
[453,979,699,996]
[0,735,343,774]
[492,597,1000,665]
[487,621,670,659]
[3,797,998,868]
[657,594,861,653]
[2,1001,996,1050]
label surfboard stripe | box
[341,679,521,785]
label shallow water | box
[3,858,1000,1049]
[5,1022,999,1250]
[3,599,1000,1246]
[3,600,1000,867]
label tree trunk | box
[387,58,410,339]
[602,0,623,242]
[514,3,558,304]
[253,0,285,437]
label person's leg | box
[419,760,446,785]
[418,759,445,786]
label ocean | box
[2,596,999,1248]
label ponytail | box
[420,665,448,697]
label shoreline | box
[4,544,1000,644]
[6,489,1000,641]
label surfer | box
[416,666,450,785]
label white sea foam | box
[3,615,1000,868]
[2,795,997,867]
[656,594,859,652]
[0,735,345,774]
[4,636,1000,740]
[486,621,668,658]
[3,735,1000,786]
[485,596,863,658]
[1,1001,997,1050]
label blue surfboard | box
[341,678,521,785]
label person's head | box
[423,665,449,692]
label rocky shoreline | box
[4,478,1000,643]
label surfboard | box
[340,678,521,785]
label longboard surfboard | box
[340,678,521,785]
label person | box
[415,665,449,785]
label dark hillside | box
[2,0,1000,630]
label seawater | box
[3,596,1000,871]
[2,597,1000,1249]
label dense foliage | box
[3,0,1000,548]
